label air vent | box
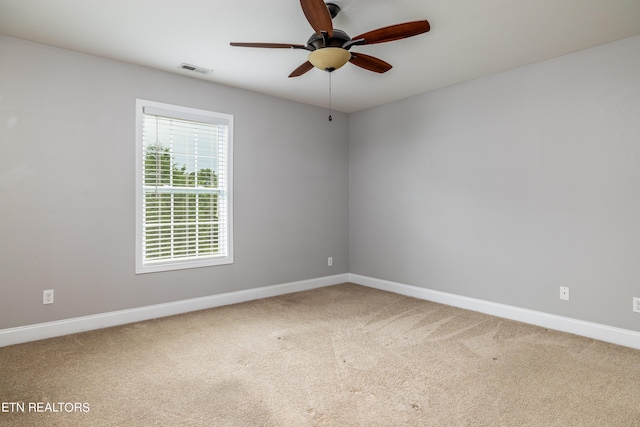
[178,63,212,75]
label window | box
[135,99,233,273]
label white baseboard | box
[3,273,638,351]
[349,273,640,350]
[0,274,349,348]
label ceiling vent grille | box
[178,63,212,75]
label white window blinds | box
[136,100,233,273]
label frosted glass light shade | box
[308,48,351,71]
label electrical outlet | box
[328,257,333,267]
[560,287,569,301]
[43,289,54,305]
[633,297,640,313]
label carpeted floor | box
[1,283,639,426]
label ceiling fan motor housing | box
[306,29,351,51]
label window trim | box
[135,99,233,274]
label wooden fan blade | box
[351,20,430,45]
[349,52,392,73]
[300,0,333,37]
[230,42,307,49]
[289,61,315,77]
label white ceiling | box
[1,0,639,113]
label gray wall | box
[349,35,640,331]
[2,32,639,335]
[0,36,349,329]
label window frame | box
[135,99,233,274]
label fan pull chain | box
[328,71,333,122]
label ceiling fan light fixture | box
[308,48,351,72]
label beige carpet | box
[1,283,639,426]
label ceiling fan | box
[230,0,430,77]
